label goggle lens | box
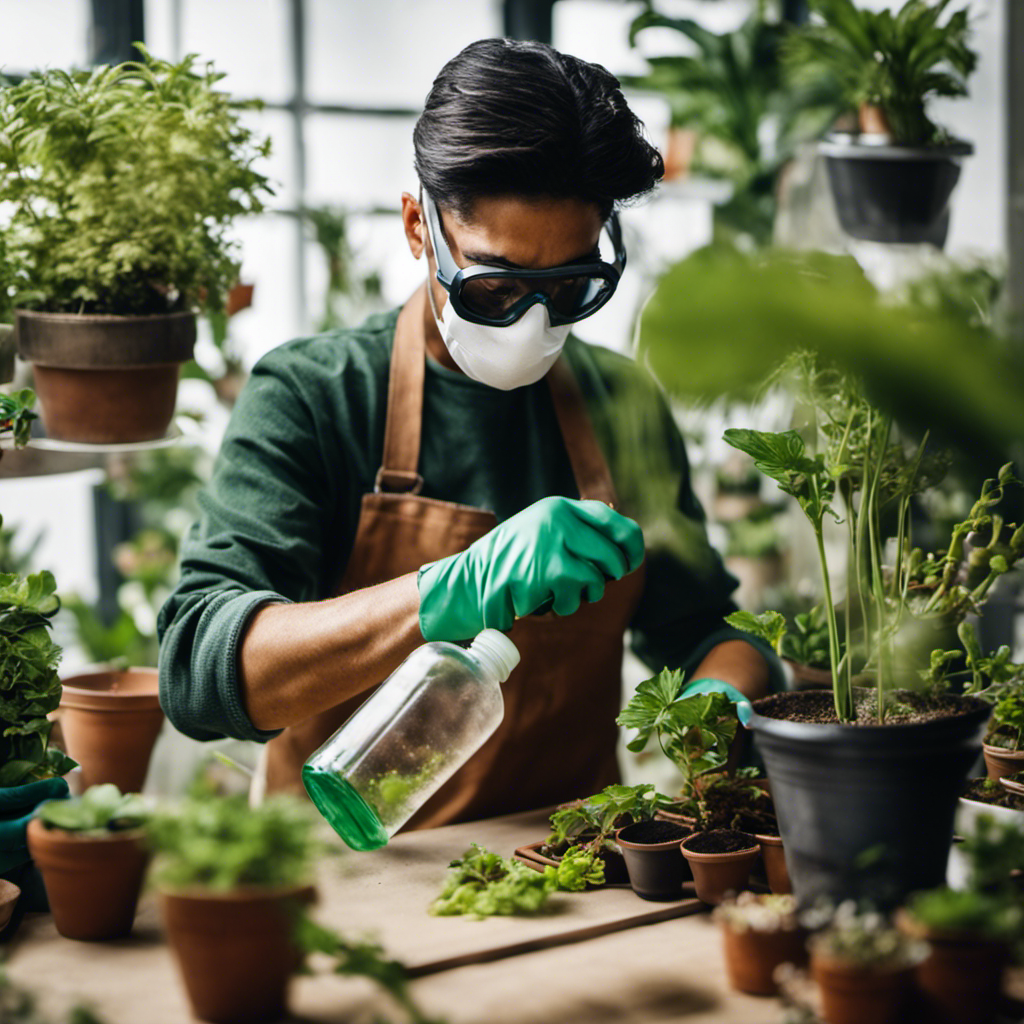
[458,272,613,322]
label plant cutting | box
[809,903,928,1024]
[429,843,602,918]
[27,784,150,940]
[529,783,671,886]
[785,0,977,245]
[0,48,271,442]
[714,892,807,996]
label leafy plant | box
[428,843,599,918]
[808,902,925,966]
[147,783,322,891]
[985,689,1024,752]
[0,559,76,786]
[36,783,150,835]
[62,597,154,669]
[616,668,738,826]
[784,0,977,145]
[726,610,787,658]
[0,390,37,450]
[624,2,836,244]
[547,783,670,855]
[296,916,445,1024]
[0,47,271,316]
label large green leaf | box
[616,667,686,751]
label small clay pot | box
[756,833,791,895]
[896,910,1008,1024]
[783,659,833,691]
[161,884,315,1024]
[59,668,164,794]
[983,743,1024,782]
[26,819,148,941]
[680,830,759,905]
[615,821,693,901]
[721,921,808,996]
[811,953,916,1024]
[0,879,20,934]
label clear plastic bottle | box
[301,629,520,851]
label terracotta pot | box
[15,309,196,443]
[26,819,148,940]
[616,822,693,901]
[161,885,315,1024]
[756,833,791,895]
[982,743,1024,782]
[0,878,20,934]
[896,910,1008,1024]
[858,102,893,137]
[721,921,808,996]
[783,659,833,691]
[662,127,697,181]
[680,831,759,905]
[58,669,164,794]
[811,953,916,1024]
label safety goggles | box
[421,189,626,328]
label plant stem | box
[814,521,848,721]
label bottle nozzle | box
[467,629,521,682]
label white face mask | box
[427,279,572,391]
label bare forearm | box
[239,572,423,731]
[692,640,770,702]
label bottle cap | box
[467,629,521,682]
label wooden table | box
[7,807,1021,1024]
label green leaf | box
[725,610,787,652]
[615,667,686,751]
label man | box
[157,39,780,824]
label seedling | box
[616,668,738,827]
[36,784,149,835]
[546,783,671,855]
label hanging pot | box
[819,137,972,247]
[161,884,316,1024]
[749,690,989,907]
[58,669,164,794]
[26,819,148,940]
[15,310,196,443]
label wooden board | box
[314,806,706,977]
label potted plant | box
[147,783,323,1024]
[718,348,1017,907]
[714,892,807,996]
[0,538,76,922]
[785,0,977,246]
[809,903,928,1024]
[519,783,671,886]
[616,673,760,901]
[900,812,1024,1024]
[0,48,271,443]
[26,783,150,940]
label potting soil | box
[701,779,778,835]
[682,829,756,855]
[754,689,989,727]
[619,820,690,844]
[962,778,1024,810]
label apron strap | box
[375,288,426,494]
[377,284,618,506]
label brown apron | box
[264,286,646,829]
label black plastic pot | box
[820,137,972,247]
[616,821,692,901]
[749,691,990,908]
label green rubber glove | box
[682,678,754,726]
[0,776,70,874]
[418,496,645,641]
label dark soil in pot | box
[702,779,777,835]
[680,829,759,905]
[749,689,990,908]
[962,778,1024,809]
[616,821,692,901]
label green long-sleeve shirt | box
[157,307,781,743]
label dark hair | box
[414,39,664,221]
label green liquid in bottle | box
[301,765,389,851]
